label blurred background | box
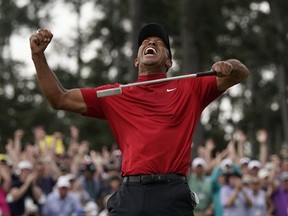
[0,0,287,158]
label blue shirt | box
[42,189,82,216]
[220,185,249,216]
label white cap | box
[242,174,252,184]
[17,160,33,170]
[84,201,99,216]
[258,169,269,179]
[264,162,274,171]
[220,158,233,170]
[239,157,250,165]
[56,176,71,188]
[280,172,288,181]
[192,157,206,168]
[248,160,261,170]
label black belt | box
[123,174,186,184]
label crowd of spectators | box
[188,129,288,216]
[0,126,286,216]
[0,125,122,216]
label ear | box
[165,59,172,69]
[134,58,139,68]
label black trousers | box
[107,178,195,216]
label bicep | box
[59,88,87,114]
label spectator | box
[42,175,82,216]
[271,171,288,216]
[67,174,99,215]
[220,170,252,216]
[79,162,101,201]
[258,168,275,215]
[34,159,59,196]
[246,176,267,216]
[7,160,43,216]
[0,158,11,216]
[248,160,261,177]
[187,157,213,216]
[238,157,250,176]
[34,126,65,156]
[211,158,241,216]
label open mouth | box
[144,47,157,56]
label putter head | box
[97,87,122,98]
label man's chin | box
[142,58,159,66]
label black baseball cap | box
[138,23,172,59]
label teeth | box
[145,47,156,55]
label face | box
[58,187,69,199]
[135,36,172,73]
[35,162,45,178]
[282,179,288,190]
[250,177,260,191]
[193,165,205,176]
[228,175,241,186]
[249,167,260,176]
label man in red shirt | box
[30,23,249,216]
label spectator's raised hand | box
[5,139,14,152]
[53,131,63,141]
[205,138,215,152]
[256,129,268,144]
[78,140,89,155]
[69,125,79,141]
[25,171,37,186]
[234,129,246,143]
[14,129,24,140]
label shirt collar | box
[137,73,167,82]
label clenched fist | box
[29,28,53,55]
[211,61,233,78]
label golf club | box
[97,70,217,98]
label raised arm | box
[211,59,249,92]
[29,29,87,114]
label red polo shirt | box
[80,74,222,176]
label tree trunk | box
[180,0,204,158]
[129,0,142,81]
[269,1,288,144]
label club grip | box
[196,70,217,77]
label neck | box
[138,65,167,75]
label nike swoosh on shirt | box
[166,88,177,92]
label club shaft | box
[97,70,217,98]
[121,70,216,88]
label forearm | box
[32,184,43,201]
[226,59,249,81]
[236,141,244,159]
[30,29,87,113]
[259,142,268,164]
[9,182,31,201]
[242,190,253,206]
[1,175,11,193]
[32,53,66,109]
